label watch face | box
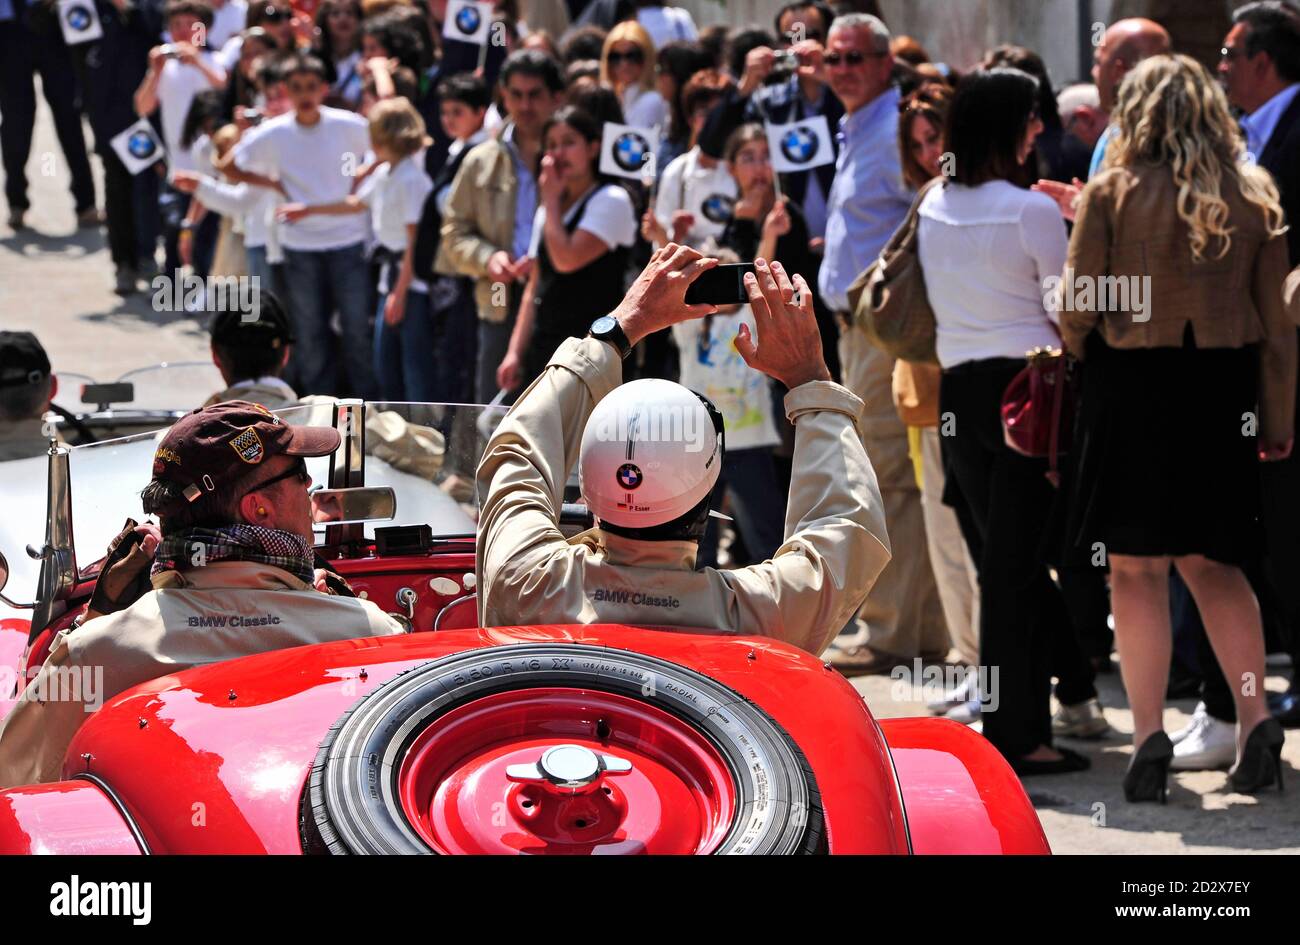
[592,316,617,335]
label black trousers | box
[0,20,96,213]
[1259,327,1300,694]
[940,357,1094,758]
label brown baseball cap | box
[150,400,339,508]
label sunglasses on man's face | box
[824,49,880,67]
[608,49,644,67]
[244,458,310,495]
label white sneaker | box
[926,674,974,714]
[944,698,981,725]
[1170,702,1236,770]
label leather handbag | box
[891,359,941,428]
[1000,341,1077,487]
[847,178,944,364]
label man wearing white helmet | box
[476,246,890,655]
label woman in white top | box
[600,21,668,135]
[497,106,638,394]
[917,67,1094,777]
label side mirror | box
[311,486,396,525]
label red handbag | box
[1001,345,1076,487]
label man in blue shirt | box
[818,12,945,674]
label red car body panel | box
[58,625,913,854]
[0,618,30,719]
[0,780,142,855]
[880,717,1051,854]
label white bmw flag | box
[443,0,493,45]
[57,0,103,44]
[599,122,656,180]
[765,116,835,173]
[110,119,166,176]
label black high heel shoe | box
[1124,731,1173,803]
[1229,718,1285,794]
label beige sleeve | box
[435,155,499,279]
[1061,176,1113,359]
[475,337,623,626]
[1254,235,1298,446]
[722,381,892,656]
[0,630,90,788]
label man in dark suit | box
[0,0,101,229]
[1222,1,1300,726]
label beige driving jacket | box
[475,336,892,656]
[0,560,404,788]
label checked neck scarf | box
[153,524,315,586]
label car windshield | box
[0,400,508,602]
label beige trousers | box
[919,427,981,665]
[838,325,948,659]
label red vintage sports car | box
[0,398,1049,855]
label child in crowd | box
[277,97,435,401]
[173,59,293,299]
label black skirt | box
[1064,329,1262,565]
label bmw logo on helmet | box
[612,131,650,173]
[455,4,481,35]
[65,3,93,29]
[128,130,157,159]
[616,462,644,490]
[780,125,819,165]
[701,193,734,224]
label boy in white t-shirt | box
[133,0,228,277]
[224,54,375,399]
[277,99,436,401]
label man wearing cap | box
[476,246,890,656]
[204,292,299,410]
[0,401,404,788]
[0,331,58,462]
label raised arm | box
[726,258,891,655]
[475,246,719,625]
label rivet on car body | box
[80,753,92,770]
[359,668,368,681]
[138,717,148,729]
[747,649,756,661]
[227,689,237,701]
[823,662,833,671]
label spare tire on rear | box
[301,643,824,855]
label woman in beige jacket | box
[1062,54,1295,801]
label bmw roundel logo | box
[616,463,643,490]
[780,125,819,164]
[127,130,157,159]
[701,193,734,224]
[612,131,650,173]
[455,5,481,35]
[65,3,93,30]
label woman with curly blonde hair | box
[1061,53,1293,801]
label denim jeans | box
[245,245,286,309]
[282,242,376,399]
[373,287,437,402]
[475,318,514,406]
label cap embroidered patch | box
[230,427,265,464]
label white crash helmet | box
[579,379,724,531]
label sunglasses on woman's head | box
[261,6,290,21]
[608,49,644,66]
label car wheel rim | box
[396,687,737,855]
